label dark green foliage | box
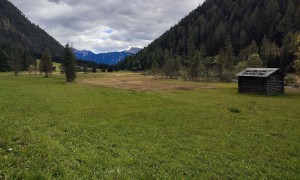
[281,32,297,71]
[10,47,22,76]
[202,56,215,80]
[260,36,268,66]
[0,0,64,58]
[83,65,88,74]
[92,64,97,73]
[120,0,300,75]
[151,59,160,79]
[107,65,114,72]
[284,75,297,86]
[0,50,10,72]
[162,50,180,79]
[246,54,263,68]
[239,30,247,48]
[189,53,201,81]
[62,44,77,82]
[40,49,53,78]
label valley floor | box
[0,72,299,179]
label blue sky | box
[10,0,204,53]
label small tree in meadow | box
[92,63,97,73]
[151,59,160,79]
[83,65,88,74]
[63,44,77,82]
[11,48,22,77]
[40,49,53,78]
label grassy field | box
[0,72,299,179]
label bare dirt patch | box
[80,73,214,91]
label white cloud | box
[9,0,204,53]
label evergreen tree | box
[189,53,200,82]
[28,58,37,75]
[281,32,296,70]
[202,56,214,81]
[239,30,247,49]
[40,48,53,78]
[33,59,38,75]
[296,7,300,30]
[92,63,97,73]
[172,56,181,79]
[260,36,268,66]
[107,65,114,72]
[232,21,241,55]
[294,35,300,74]
[249,7,261,41]
[246,54,263,68]
[83,65,88,74]
[189,45,206,81]
[249,40,259,54]
[11,48,22,76]
[278,0,296,34]
[224,35,234,70]
[236,61,247,72]
[0,50,10,72]
[214,54,225,80]
[162,50,172,78]
[21,51,32,71]
[151,59,160,79]
[266,0,280,38]
[62,44,77,82]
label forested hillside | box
[120,0,300,81]
[0,0,64,71]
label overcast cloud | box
[9,0,204,53]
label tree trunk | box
[45,71,48,78]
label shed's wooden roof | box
[237,68,282,77]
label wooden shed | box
[237,68,285,95]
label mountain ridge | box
[120,0,300,74]
[0,0,64,57]
[74,47,141,65]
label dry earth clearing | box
[79,73,216,90]
[79,73,300,93]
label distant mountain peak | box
[125,47,142,54]
[72,48,92,57]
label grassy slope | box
[0,73,299,179]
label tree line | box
[0,43,125,81]
[0,44,77,82]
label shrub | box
[220,71,234,82]
[229,107,240,113]
[284,75,297,86]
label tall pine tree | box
[0,50,10,72]
[63,44,77,82]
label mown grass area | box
[0,72,299,179]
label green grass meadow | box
[0,73,299,179]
